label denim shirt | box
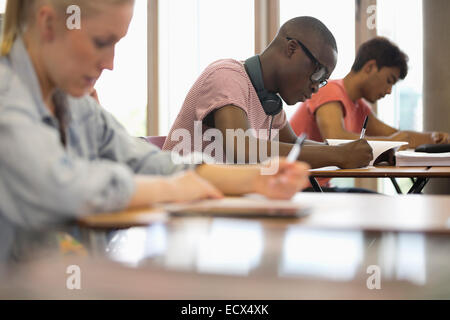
[0,38,190,232]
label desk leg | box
[309,177,324,192]
[407,178,429,194]
[390,177,403,194]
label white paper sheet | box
[396,150,450,166]
[326,139,408,165]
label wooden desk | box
[309,166,450,193]
[310,166,450,178]
[427,166,450,175]
[79,193,450,233]
[74,194,450,299]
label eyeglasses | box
[286,37,329,88]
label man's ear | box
[362,59,379,75]
[36,5,58,43]
[286,39,297,58]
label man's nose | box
[386,85,393,95]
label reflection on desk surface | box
[3,219,450,299]
[84,217,450,295]
[2,193,450,299]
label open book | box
[396,150,450,166]
[163,197,310,218]
[326,139,408,165]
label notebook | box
[326,139,408,165]
[163,197,311,218]
[395,150,450,166]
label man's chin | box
[282,96,298,106]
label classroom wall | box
[423,0,450,195]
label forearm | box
[226,136,344,169]
[295,145,344,168]
[127,176,175,209]
[196,164,257,196]
[268,140,344,168]
[323,130,396,142]
[266,139,343,168]
[401,131,433,148]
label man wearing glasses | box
[163,16,373,173]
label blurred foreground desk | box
[75,193,450,299]
[309,166,450,194]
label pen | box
[287,133,307,162]
[360,116,369,139]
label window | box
[158,0,255,135]
[0,2,148,137]
[377,0,423,194]
[94,0,148,137]
[377,0,423,132]
[280,0,355,120]
[0,0,6,28]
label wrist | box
[156,176,179,203]
[234,165,260,195]
[332,145,345,168]
[229,165,261,195]
[131,176,174,207]
[250,172,262,195]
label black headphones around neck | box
[244,55,283,117]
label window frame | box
[148,0,280,136]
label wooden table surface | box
[79,193,450,233]
[309,166,450,178]
[73,193,450,299]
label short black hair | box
[280,16,337,53]
[352,37,408,79]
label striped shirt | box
[163,59,287,160]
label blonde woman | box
[0,0,310,229]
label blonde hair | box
[1,0,134,56]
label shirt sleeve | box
[195,67,251,121]
[306,82,347,117]
[271,109,287,130]
[0,109,137,229]
[93,101,195,176]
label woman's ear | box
[36,5,58,42]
